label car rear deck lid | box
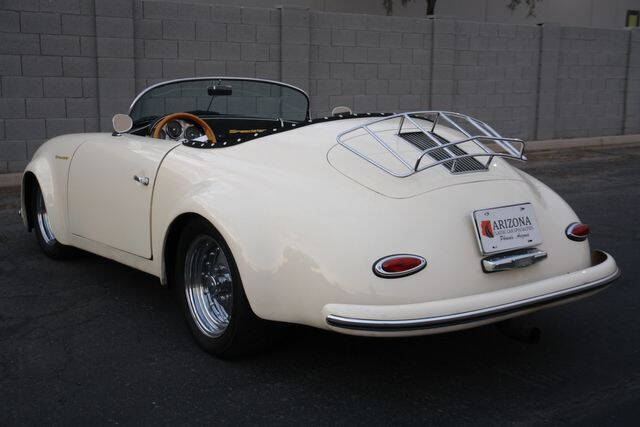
[327,112,527,198]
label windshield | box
[129,78,309,123]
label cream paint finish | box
[22,116,620,336]
[22,134,93,244]
[68,134,180,258]
[322,251,618,337]
[150,119,615,330]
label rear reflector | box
[373,254,427,278]
[566,222,590,241]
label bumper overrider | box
[324,250,620,335]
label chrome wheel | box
[184,235,234,338]
[36,191,56,246]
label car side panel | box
[23,133,165,278]
[67,134,180,258]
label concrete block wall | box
[536,23,560,140]
[131,1,281,129]
[1,0,639,174]
[432,19,540,140]
[307,11,432,117]
[0,0,98,173]
[555,26,630,138]
[625,29,640,134]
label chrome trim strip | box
[326,253,620,331]
[128,76,310,118]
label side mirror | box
[112,114,133,134]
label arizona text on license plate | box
[472,203,542,254]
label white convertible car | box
[21,77,620,356]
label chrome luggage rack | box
[336,111,527,178]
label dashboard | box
[133,115,293,146]
[157,119,205,141]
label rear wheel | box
[32,183,72,259]
[175,218,275,357]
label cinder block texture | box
[536,23,560,140]
[624,29,640,134]
[0,0,638,172]
[555,27,630,138]
[433,20,541,140]
[309,10,431,117]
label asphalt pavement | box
[1,145,639,425]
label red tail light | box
[566,222,589,241]
[373,255,427,278]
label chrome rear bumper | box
[326,250,620,332]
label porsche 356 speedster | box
[20,77,620,356]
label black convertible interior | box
[131,115,286,144]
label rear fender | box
[152,177,279,316]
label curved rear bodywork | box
[150,114,619,335]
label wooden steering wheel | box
[151,112,217,143]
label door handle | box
[133,175,149,186]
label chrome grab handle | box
[482,248,547,273]
[133,175,149,186]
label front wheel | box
[32,183,72,259]
[174,218,275,357]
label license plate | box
[472,203,542,255]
